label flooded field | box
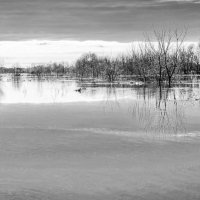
[0,74,200,200]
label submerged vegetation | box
[1,29,200,87]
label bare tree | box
[104,57,121,82]
[179,45,195,74]
[167,29,187,87]
[146,28,187,87]
[75,53,99,79]
[145,30,172,86]
[194,42,200,74]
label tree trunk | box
[168,76,172,88]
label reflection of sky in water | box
[1,74,200,104]
[0,74,200,136]
[0,74,140,103]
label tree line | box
[0,63,71,76]
[74,29,200,87]
[0,29,200,87]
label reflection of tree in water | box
[0,87,4,100]
[83,86,120,111]
[11,74,22,90]
[155,88,186,135]
[131,87,187,136]
[102,86,120,112]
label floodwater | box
[0,74,200,200]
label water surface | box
[0,74,200,137]
[0,74,200,200]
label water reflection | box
[0,74,80,103]
[0,74,200,136]
[12,74,22,90]
[130,87,187,136]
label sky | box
[0,0,200,67]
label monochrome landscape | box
[0,0,200,200]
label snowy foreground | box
[0,103,200,200]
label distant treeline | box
[0,63,72,75]
[1,29,200,87]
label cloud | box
[0,40,132,67]
[0,0,199,41]
[0,39,197,67]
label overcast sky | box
[0,0,200,67]
[0,0,200,42]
